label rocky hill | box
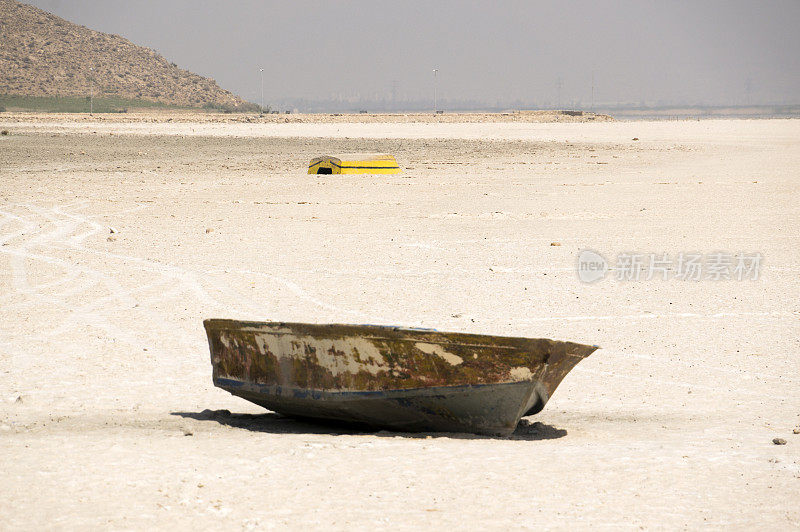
[0,0,257,111]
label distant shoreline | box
[0,109,614,124]
[3,109,800,126]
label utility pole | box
[591,71,595,112]
[89,67,94,115]
[259,68,265,115]
[432,69,438,114]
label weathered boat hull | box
[204,320,597,436]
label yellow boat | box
[308,153,401,174]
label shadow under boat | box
[172,409,568,441]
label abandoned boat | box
[204,319,597,436]
[307,153,401,174]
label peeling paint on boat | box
[414,342,464,365]
[253,333,389,377]
[509,366,533,381]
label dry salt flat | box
[0,116,798,529]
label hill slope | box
[0,0,257,111]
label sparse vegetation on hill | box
[0,94,181,113]
[0,0,259,112]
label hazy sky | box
[24,0,800,108]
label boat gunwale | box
[203,318,599,353]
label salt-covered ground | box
[1,117,798,529]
